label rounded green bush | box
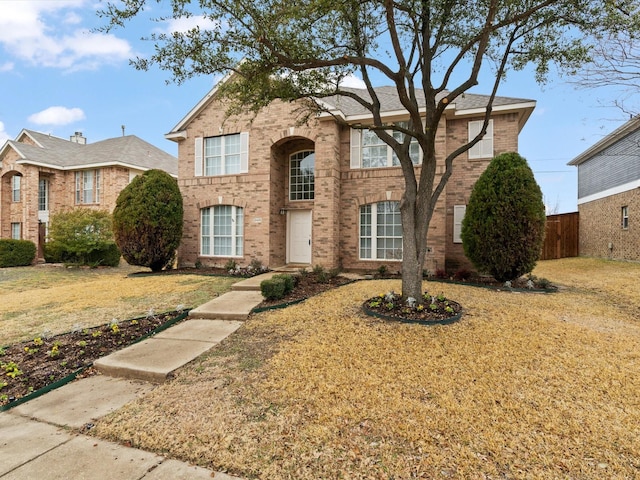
[461,152,546,282]
[0,239,36,267]
[112,169,183,272]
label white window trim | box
[359,201,403,261]
[453,205,466,243]
[11,222,21,240]
[622,205,629,230]
[468,119,494,159]
[200,205,244,257]
[11,175,20,202]
[195,132,249,177]
[289,150,315,201]
[38,178,49,212]
[350,125,422,169]
[75,170,100,205]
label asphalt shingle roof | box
[320,86,534,117]
[5,130,177,175]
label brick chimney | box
[70,132,86,144]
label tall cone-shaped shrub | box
[461,152,545,282]
[113,169,183,272]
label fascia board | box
[577,180,640,204]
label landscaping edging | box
[362,302,463,326]
[427,278,558,293]
[0,310,190,412]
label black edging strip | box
[0,310,190,412]
[250,279,359,313]
[427,278,558,293]
[362,303,463,326]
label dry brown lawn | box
[0,264,236,346]
[93,258,640,479]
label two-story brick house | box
[568,116,640,261]
[0,129,177,259]
[166,82,535,273]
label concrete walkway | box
[0,272,276,479]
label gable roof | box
[166,78,536,140]
[1,129,177,175]
[568,116,640,166]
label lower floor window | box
[11,222,21,240]
[360,201,402,260]
[201,205,244,256]
[622,205,629,229]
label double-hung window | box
[201,205,244,257]
[359,201,403,260]
[11,223,21,240]
[468,119,494,159]
[75,170,100,204]
[194,133,249,177]
[351,123,421,169]
[453,205,467,243]
[622,206,629,229]
[11,175,21,202]
[38,179,49,211]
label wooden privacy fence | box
[541,212,579,260]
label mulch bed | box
[254,272,353,310]
[0,311,186,409]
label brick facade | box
[171,91,532,273]
[578,190,640,261]
[0,131,176,261]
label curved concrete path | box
[0,272,276,479]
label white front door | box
[287,210,312,264]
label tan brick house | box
[0,129,177,260]
[568,116,640,261]
[166,83,535,273]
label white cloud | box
[339,73,367,89]
[163,15,219,34]
[0,121,11,143]
[0,0,133,71]
[28,106,86,126]
[0,62,13,72]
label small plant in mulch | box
[0,309,187,408]
[363,290,463,324]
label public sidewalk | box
[0,272,278,479]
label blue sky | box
[0,0,633,214]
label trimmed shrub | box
[461,152,546,282]
[260,277,287,300]
[0,239,36,267]
[112,169,183,272]
[85,243,121,267]
[46,209,116,266]
[272,273,295,294]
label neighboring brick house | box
[166,83,535,273]
[568,116,640,261]
[0,129,177,260]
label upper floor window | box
[350,123,421,169]
[201,205,244,257]
[359,201,402,260]
[194,133,249,177]
[11,175,21,202]
[75,170,100,204]
[38,179,49,211]
[622,206,629,229]
[468,119,494,159]
[290,151,315,201]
